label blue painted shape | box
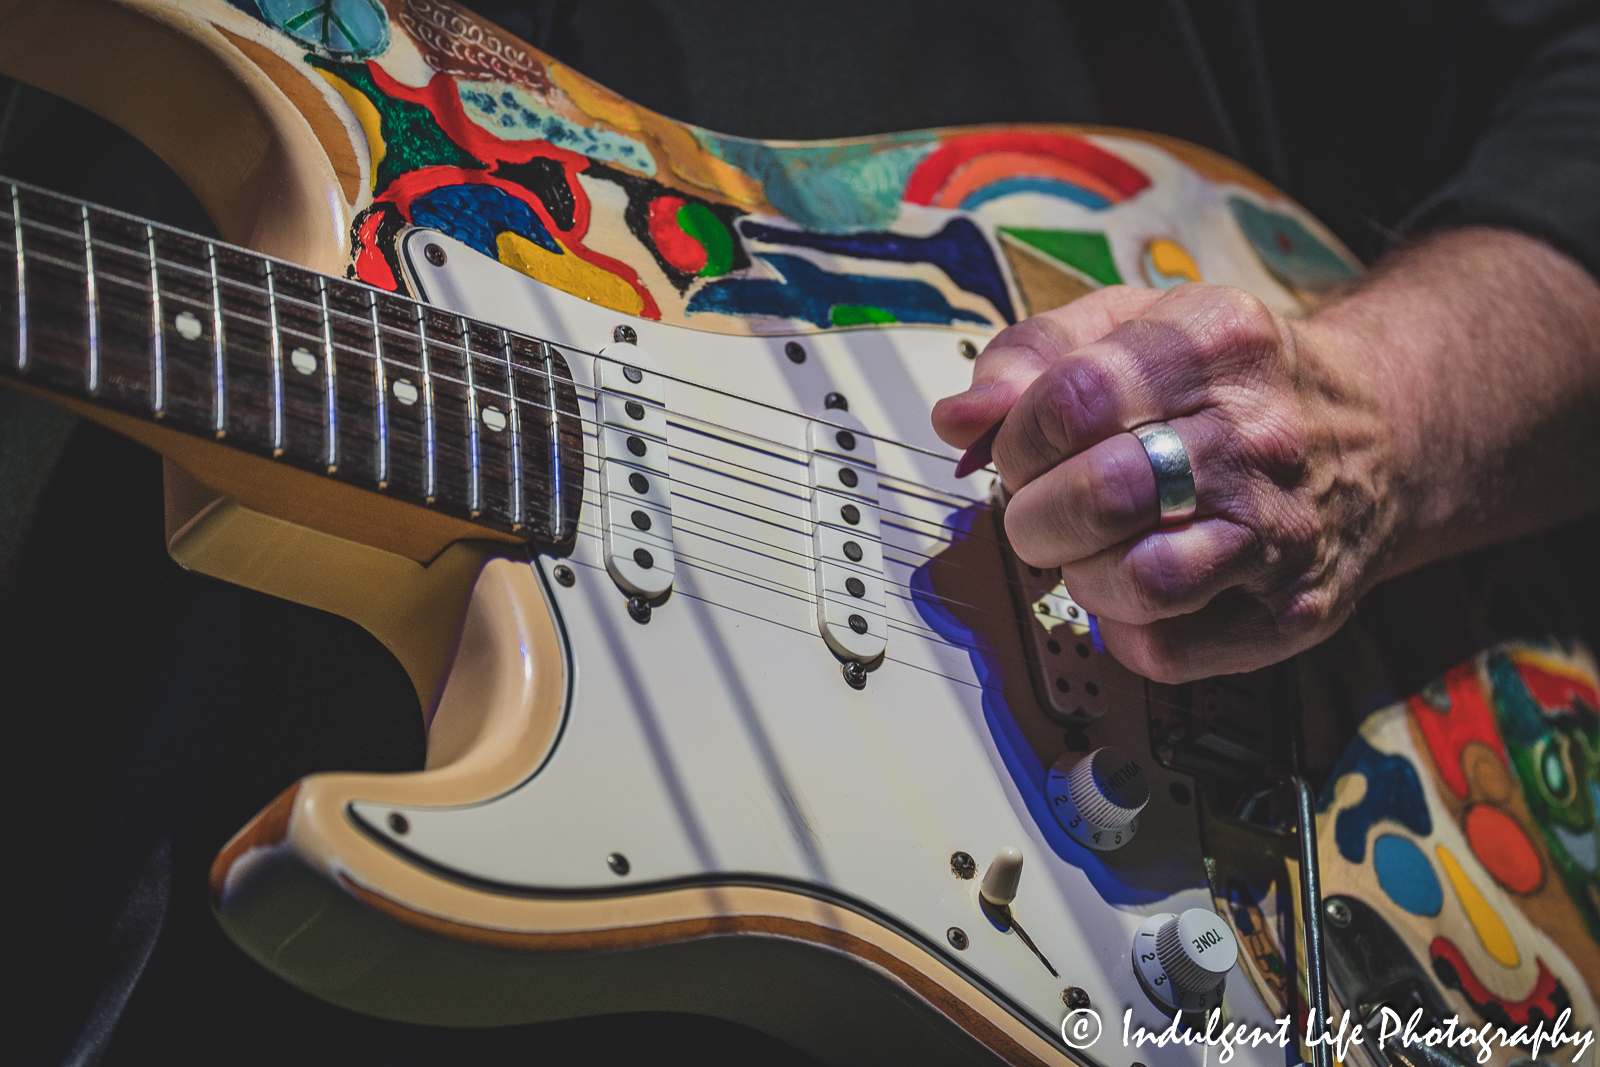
[1228,197,1355,291]
[904,506,1203,904]
[697,133,936,232]
[409,184,561,260]
[687,253,991,329]
[1321,731,1433,863]
[738,218,1015,324]
[259,0,389,59]
[958,177,1111,212]
[1373,834,1443,916]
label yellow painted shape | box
[495,231,644,316]
[1436,844,1520,968]
[1148,238,1201,283]
[317,69,386,189]
[547,63,768,210]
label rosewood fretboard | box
[0,180,584,549]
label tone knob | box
[1132,908,1238,1013]
[1046,746,1149,851]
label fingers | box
[1061,519,1260,625]
[1096,586,1344,684]
[931,286,1163,449]
[989,317,1213,490]
[1001,412,1227,567]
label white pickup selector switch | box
[1047,746,1149,851]
[1132,908,1238,1014]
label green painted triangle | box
[999,228,1122,286]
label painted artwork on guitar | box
[233,0,1356,332]
[1319,641,1600,1033]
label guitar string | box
[10,235,1152,666]
[5,205,1211,706]
[6,212,987,494]
[10,235,1165,670]
[11,231,1012,549]
[2,190,1229,742]
[556,467,1198,719]
[560,523,1200,722]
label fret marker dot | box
[174,311,202,341]
[393,380,419,406]
[290,348,317,375]
[482,406,507,432]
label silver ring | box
[1133,422,1196,527]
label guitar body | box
[0,3,1434,1065]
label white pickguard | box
[347,226,1284,1064]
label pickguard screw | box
[613,325,637,344]
[785,341,806,364]
[423,243,446,267]
[1325,899,1352,927]
[607,852,631,876]
[947,927,969,950]
[824,391,848,411]
[387,812,409,835]
[842,660,867,689]
[1063,986,1091,1009]
[553,564,575,587]
[627,595,652,624]
[950,851,976,879]
[958,339,978,359]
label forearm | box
[1298,226,1600,589]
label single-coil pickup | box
[809,415,886,663]
[596,343,675,598]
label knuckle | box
[1123,539,1193,620]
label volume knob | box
[1046,746,1149,851]
[1132,908,1238,1013]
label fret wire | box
[416,307,437,502]
[208,243,226,438]
[502,330,523,530]
[81,206,99,394]
[368,290,390,489]
[318,277,338,473]
[145,225,165,416]
[13,203,942,470]
[11,185,26,371]
[264,261,285,456]
[539,339,562,538]
[460,318,482,516]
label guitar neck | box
[0,179,583,550]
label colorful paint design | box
[1320,640,1600,1049]
[219,0,1358,337]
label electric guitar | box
[6,4,1597,1065]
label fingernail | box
[954,421,1002,478]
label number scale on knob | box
[1047,745,1150,851]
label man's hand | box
[932,227,1600,683]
